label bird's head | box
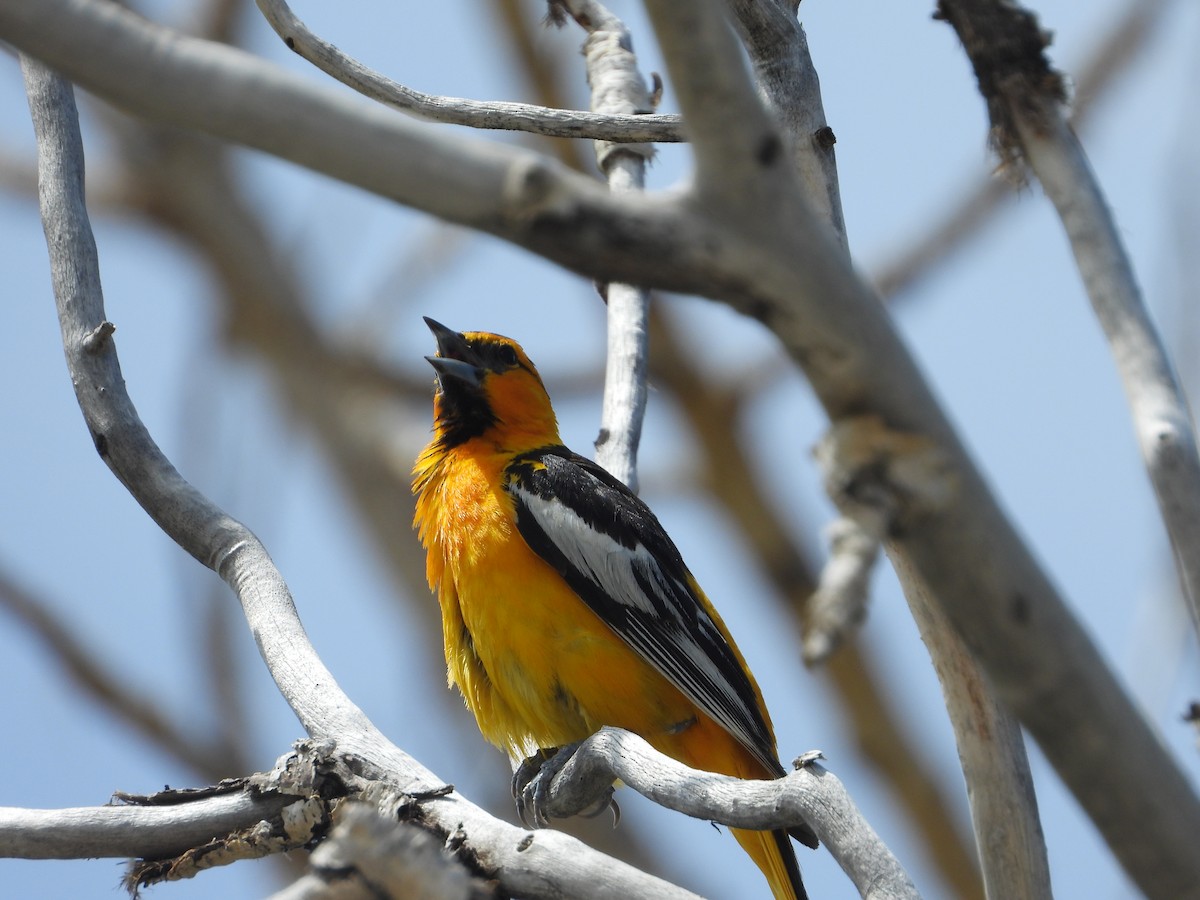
[423,317,559,450]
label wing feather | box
[505,446,781,774]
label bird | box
[412,318,816,900]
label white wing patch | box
[512,479,772,765]
[517,488,663,616]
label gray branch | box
[254,0,684,143]
[639,2,1199,897]
[668,6,1050,894]
[1025,107,1200,637]
[814,413,1053,900]
[560,0,653,490]
[938,0,1200,812]
[803,513,883,664]
[269,802,482,900]
[20,51,386,760]
[720,0,866,660]
[0,793,297,861]
[535,728,919,900]
[724,0,847,250]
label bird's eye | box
[498,345,519,367]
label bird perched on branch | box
[412,318,817,900]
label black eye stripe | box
[468,339,522,371]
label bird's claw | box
[512,745,570,828]
[511,742,619,828]
[579,793,621,828]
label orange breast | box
[417,443,700,760]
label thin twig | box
[254,0,684,143]
[556,0,653,490]
[802,516,882,664]
[1024,116,1200,635]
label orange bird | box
[413,319,816,899]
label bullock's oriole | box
[412,319,816,900]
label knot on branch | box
[815,414,958,537]
[121,740,344,892]
[582,28,655,171]
[120,739,462,896]
[82,320,116,354]
[935,0,1067,176]
[502,157,578,224]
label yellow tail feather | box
[732,826,808,900]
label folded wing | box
[505,446,783,776]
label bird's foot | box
[512,745,570,828]
[511,742,618,828]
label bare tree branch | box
[22,42,390,785]
[0,791,299,861]
[803,517,881,664]
[816,414,1051,900]
[254,0,684,143]
[648,308,984,897]
[533,728,919,900]
[556,0,653,489]
[724,0,847,250]
[119,745,408,893]
[937,0,1200,645]
[704,6,1049,893]
[899,585,1052,900]
[719,0,884,662]
[638,2,1200,897]
[269,801,486,900]
[1027,119,1200,635]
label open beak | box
[424,317,483,388]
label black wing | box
[504,445,782,775]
